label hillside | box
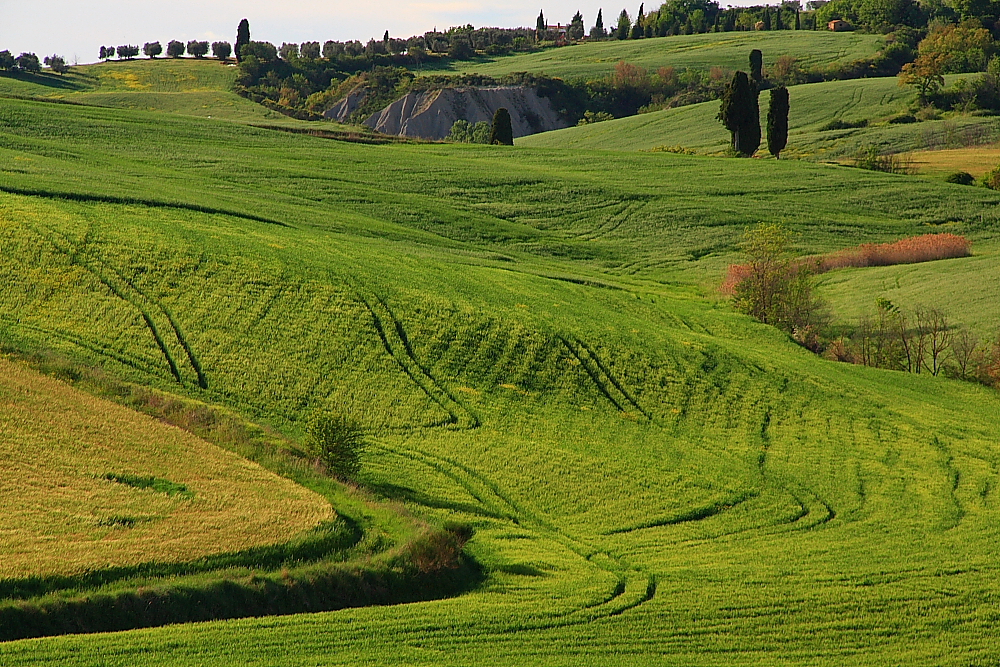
[1,68,1000,665]
[0,60,318,124]
[417,31,885,80]
[0,356,330,578]
[519,74,1000,161]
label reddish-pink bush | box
[722,233,971,294]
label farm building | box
[827,19,851,31]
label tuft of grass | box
[103,473,194,499]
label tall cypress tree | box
[235,18,250,63]
[767,86,789,159]
[749,49,764,87]
[718,71,759,157]
[490,107,514,145]
[537,10,547,34]
[762,7,772,30]
[795,10,801,29]
[596,8,605,31]
[775,8,783,29]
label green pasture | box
[0,87,999,665]
[520,74,1000,160]
[0,60,317,124]
[418,31,884,80]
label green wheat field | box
[1,31,999,666]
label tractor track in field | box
[379,443,657,628]
[23,222,207,389]
[359,292,480,430]
[559,334,651,420]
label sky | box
[3,0,759,66]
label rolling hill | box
[417,31,885,80]
[0,59,999,665]
[519,74,1000,162]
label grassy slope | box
[0,60,317,125]
[0,355,330,578]
[1,81,1000,665]
[520,74,1000,161]
[418,31,884,80]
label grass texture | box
[520,74,1000,161]
[0,74,999,664]
[417,31,884,80]
[0,356,330,579]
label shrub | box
[981,165,1000,189]
[815,233,971,271]
[820,118,868,131]
[306,412,366,479]
[852,146,913,174]
[945,171,976,185]
[888,113,918,124]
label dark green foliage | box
[235,18,250,63]
[617,9,632,39]
[489,107,515,145]
[448,120,492,143]
[795,10,801,28]
[762,6,772,29]
[766,86,789,158]
[306,413,367,479]
[718,70,759,156]
[820,118,868,130]
[591,8,608,38]
[143,42,162,58]
[945,171,976,185]
[14,53,40,72]
[570,11,586,40]
[43,55,69,74]
[115,45,139,60]
[538,9,547,32]
[103,472,194,499]
[749,48,763,86]
[0,50,13,70]
[852,145,912,173]
[211,41,232,60]
[187,41,209,59]
[888,113,917,124]
[166,40,185,58]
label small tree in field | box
[43,55,69,74]
[898,53,948,100]
[732,223,823,333]
[767,86,789,158]
[306,412,366,480]
[143,41,162,58]
[187,41,209,58]
[166,40,185,58]
[212,41,232,60]
[489,107,514,145]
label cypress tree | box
[775,8,783,29]
[537,10,547,34]
[795,10,801,29]
[718,71,759,157]
[767,86,789,159]
[235,18,250,63]
[749,49,763,87]
[489,107,514,145]
[596,8,605,31]
[762,7,772,30]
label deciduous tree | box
[43,55,69,74]
[212,41,232,60]
[187,41,209,58]
[898,52,948,98]
[143,41,162,58]
[166,40,185,58]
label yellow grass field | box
[909,143,1000,177]
[0,357,332,578]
